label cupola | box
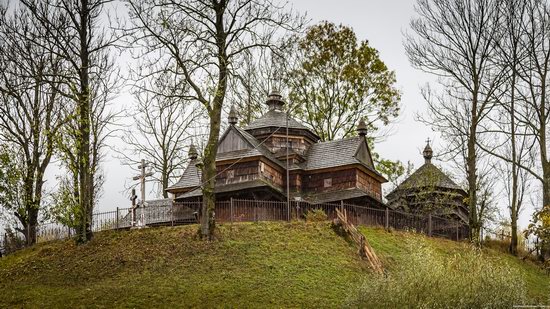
[228,105,238,125]
[423,139,433,164]
[188,144,198,160]
[357,118,368,137]
[265,90,285,111]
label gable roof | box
[303,136,383,178]
[386,162,464,200]
[244,109,311,131]
[217,126,284,168]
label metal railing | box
[0,198,469,256]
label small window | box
[324,178,332,188]
[227,170,235,179]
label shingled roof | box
[303,136,383,178]
[177,178,283,199]
[386,162,464,200]
[301,188,378,204]
[244,109,316,130]
[166,159,201,192]
[244,109,310,131]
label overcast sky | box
[41,0,536,230]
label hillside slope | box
[0,222,548,308]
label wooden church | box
[385,142,469,223]
[166,91,387,207]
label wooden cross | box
[132,159,154,227]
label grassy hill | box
[0,221,548,308]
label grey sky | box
[41,0,535,229]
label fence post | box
[385,207,389,230]
[285,200,290,222]
[428,214,433,237]
[230,198,234,225]
[116,207,119,230]
[254,201,257,222]
[171,202,174,226]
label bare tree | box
[54,62,119,231]
[519,0,550,210]
[510,0,550,259]
[119,73,201,198]
[21,0,122,243]
[405,0,504,243]
[0,4,66,245]
[125,0,304,239]
[227,50,274,126]
[475,0,550,258]
[473,0,534,255]
[496,0,531,256]
[225,38,296,126]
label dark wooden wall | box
[356,169,382,201]
[217,129,251,153]
[216,161,260,185]
[303,169,357,193]
[259,161,284,186]
[263,135,309,156]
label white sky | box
[38,0,536,230]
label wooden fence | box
[0,198,469,256]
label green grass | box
[0,222,367,308]
[0,222,548,308]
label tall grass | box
[347,240,528,308]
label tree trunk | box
[22,173,36,245]
[541,162,550,260]
[162,161,169,198]
[76,0,93,244]
[468,99,479,245]
[510,70,519,256]
[539,75,549,260]
[510,212,518,255]
[200,1,228,240]
[200,108,222,240]
[27,207,39,245]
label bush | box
[346,240,527,308]
[305,209,328,222]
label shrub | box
[305,209,328,222]
[346,240,527,308]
